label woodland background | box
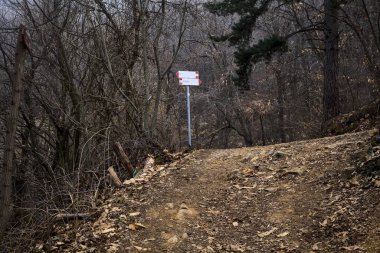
[0,0,379,249]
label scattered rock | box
[176,207,198,220]
[180,203,188,209]
[269,150,288,159]
[312,242,321,251]
[349,176,360,187]
[166,203,174,209]
[167,235,179,244]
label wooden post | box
[113,142,134,178]
[0,25,30,236]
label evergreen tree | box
[206,0,343,123]
[205,0,287,90]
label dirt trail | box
[36,130,380,252]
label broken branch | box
[107,166,122,187]
[113,142,134,178]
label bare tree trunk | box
[140,0,150,134]
[276,71,286,143]
[259,115,266,146]
[151,0,167,134]
[55,35,82,170]
[0,25,30,236]
[151,0,186,133]
[323,0,340,122]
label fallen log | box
[107,166,122,187]
[113,142,134,178]
[54,212,98,221]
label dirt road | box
[37,130,380,252]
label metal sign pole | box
[176,71,200,148]
[186,85,192,147]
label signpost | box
[179,78,202,86]
[176,71,201,147]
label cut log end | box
[108,166,122,187]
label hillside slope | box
[34,130,380,252]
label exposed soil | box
[33,130,380,252]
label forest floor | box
[34,130,380,253]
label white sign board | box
[179,78,201,86]
[176,71,199,79]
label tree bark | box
[0,25,30,236]
[55,35,82,171]
[276,70,286,143]
[259,115,266,146]
[151,0,186,133]
[151,0,167,134]
[140,0,151,134]
[323,0,340,122]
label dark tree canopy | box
[205,0,287,90]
